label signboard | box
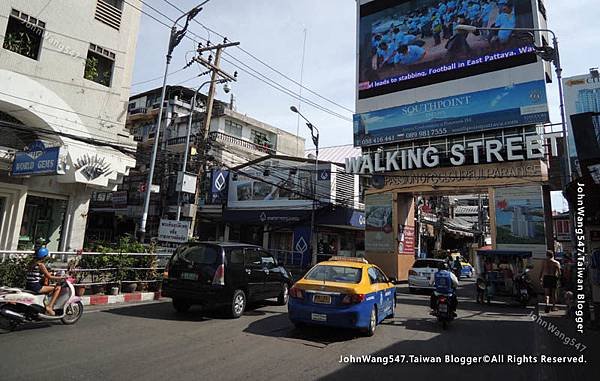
[228,158,331,209]
[354,80,548,146]
[365,193,395,252]
[158,219,190,243]
[176,172,197,194]
[210,169,229,204]
[358,0,539,99]
[494,185,546,257]
[570,113,600,184]
[563,73,600,175]
[398,225,415,255]
[293,226,312,268]
[12,141,62,176]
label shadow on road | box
[103,299,284,322]
[243,312,363,346]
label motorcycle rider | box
[26,247,65,316]
[430,263,459,316]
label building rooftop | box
[305,144,361,165]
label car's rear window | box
[172,245,221,265]
[304,265,362,284]
[413,260,443,269]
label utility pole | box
[189,39,239,237]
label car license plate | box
[439,304,448,313]
[520,289,528,295]
[313,294,331,304]
[180,272,198,281]
[311,313,327,322]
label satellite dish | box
[372,174,385,189]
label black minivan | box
[162,242,293,318]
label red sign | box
[399,225,415,255]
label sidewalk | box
[80,291,162,307]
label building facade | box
[86,86,306,243]
[0,0,141,251]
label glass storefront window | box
[18,195,67,251]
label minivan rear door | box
[169,244,223,287]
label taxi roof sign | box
[328,256,368,264]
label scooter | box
[514,268,535,307]
[431,291,455,330]
[0,274,84,331]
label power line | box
[159,0,354,114]
[127,0,352,122]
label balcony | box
[209,131,276,155]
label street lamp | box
[455,24,572,186]
[176,77,231,221]
[290,106,320,265]
[138,1,210,242]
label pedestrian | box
[539,250,561,313]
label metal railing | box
[166,136,188,146]
[209,131,276,155]
[0,251,172,291]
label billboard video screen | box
[358,0,538,99]
[563,73,600,176]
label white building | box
[86,86,306,241]
[0,0,142,251]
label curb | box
[80,292,161,306]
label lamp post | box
[290,106,319,265]
[455,24,572,186]
[138,2,209,242]
[176,78,229,221]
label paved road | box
[0,281,595,381]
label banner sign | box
[494,185,546,257]
[210,169,230,204]
[158,219,190,243]
[12,141,62,176]
[293,226,312,268]
[365,193,395,252]
[354,80,549,146]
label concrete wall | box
[0,0,142,145]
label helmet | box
[36,247,49,259]
[439,262,449,270]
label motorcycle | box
[0,274,84,331]
[514,268,535,307]
[431,291,455,330]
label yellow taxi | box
[288,257,396,336]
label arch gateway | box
[354,0,558,279]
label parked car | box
[408,258,446,293]
[162,242,293,318]
[288,257,396,336]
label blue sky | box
[130,0,597,212]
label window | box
[305,265,362,284]
[245,249,262,267]
[374,268,389,283]
[84,43,115,87]
[251,129,270,146]
[228,249,244,264]
[224,120,243,137]
[368,267,378,284]
[259,251,276,269]
[95,0,123,30]
[3,9,45,60]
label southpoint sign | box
[345,134,561,175]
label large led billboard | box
[358,0,538,99]
[355,0,549,147]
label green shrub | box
[0,256,30,288]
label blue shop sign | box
[12,141,61,176]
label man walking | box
[540,250,561,313]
